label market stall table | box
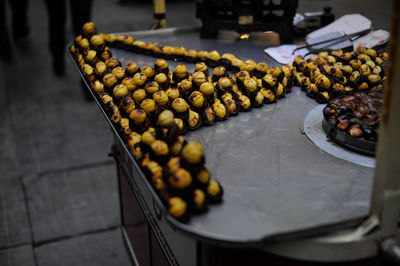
[71,27,375,266]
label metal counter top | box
[74,27,374,246]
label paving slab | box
[0,123,20,181]
[35,228,132,266]
[6,60,114,175]
[0,245,36,266]
[0,178,32,249]
[0,61,20,180]
[23,164,120,244]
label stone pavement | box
[0,0,391,265]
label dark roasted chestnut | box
[206,180,223,203]
[187,110,202,130]
[192,189,208,213]
[348,124,363,137]
[168,196,189,222]
[201,106,216,126]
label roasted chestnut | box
[99,47,112,61]
[243,77,258,97]
[212,66,228,83]
[84,50,98,65]
[185,49,198,63]
[82,22,97,39]
[195,62,209,76]
[94,61,108,79]
[178,79,193,98]
[192,71,207,90]
[306,83,319,98]
[105,57,121,69]
[173,64,189,83]
[168,196,189,222]
[156,109,175,129]
[201,106,216,126]
[191,189,208,213]
[118,118,132,138]
[254,62,269,79]
[219,53,234,69]
[260,88,276,104]
[206,50,221,67]
[139,66,154,81]
[150,139,170,164]
[181,142,205,169]
[103,73,117,92]
[174,118,187,134]
[154,73,170,90]
[129,108,150,132]
[113,84,128,100]
[126,61,140,77]
[212,100,228,120]
[128,132,143,160]
[348,124,363,137]
[91,80,104,93]
[171,98,189,121]
[316,91,330,103]
[275,83,285,98]
[253,91,265,107]
[90,35,105,52]
[315,74,331,90]
[221,93,239,115]
[216,77,233,96]
[154,58,169,75]
[206,180,223,203]
[240,60,256,76]
[262,74,277,90]
[153,90,170,109]
[132,89,147,104]
[166,87,180,100]
[82,64,95,82]
[234,70,250,90]
[269,66,284,81]
[189,91,207,110]
[122,77,136,93]
[237,94,252,111]
[199,82,216,103]
[141,98,160,121]
[170,136,187,156]
[133,72,147,88]
[145,81,160,95]
[187,109,202,130]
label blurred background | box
[0,0,392,265]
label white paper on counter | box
[264,44,312,65]
[306,14,372,41]
[353,29,390,49]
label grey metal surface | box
[182,87,372,244]
[74,27,375,246]
[304,104,376,168]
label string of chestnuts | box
[292,47,387,104]
[70,22,295,222]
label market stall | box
[69,4,400,263]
